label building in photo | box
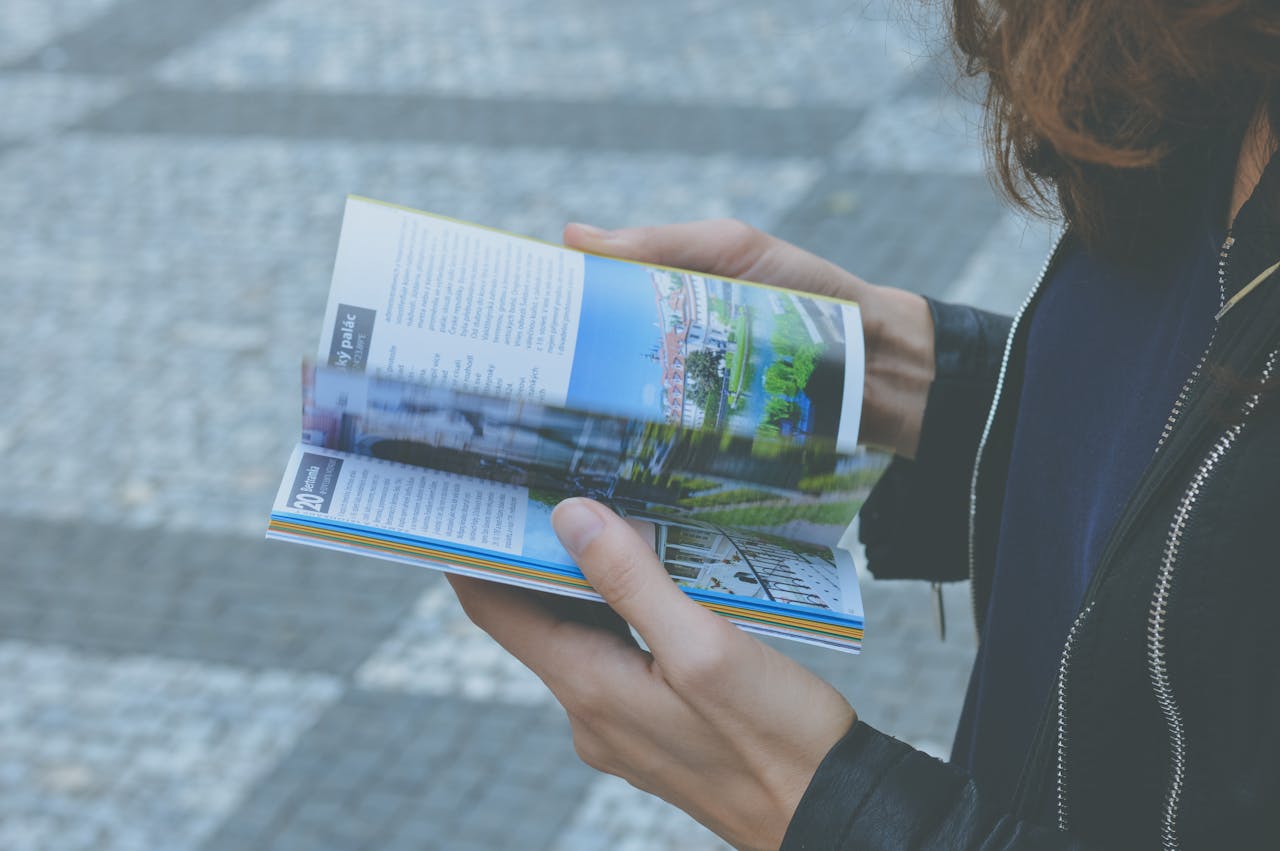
[615,504,846,612]
[649,270,736,429]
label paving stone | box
[0,515,434,675]
[0,641,338,851]
[80,88,864,158]
[203,689,596,851]
[155,0,919,106]
[356,583,552,705]
[11,0,269,73]
[0,0,121,66]
[892,44,989,102]
[834,93,986,175]
[381,830,443,851]
[551,774,730,851]
[772,169,1007,301]
[0,72,123,141]
[349,789,410,826]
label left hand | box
[447,497,857,851]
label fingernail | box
[571,222,613,239]
[552,498,605,556]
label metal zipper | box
[1148,344,1280,851]
[1155,234,1232,451]
[1051,232,1233,834]
[966,226,1272,842]
[1055,601,1094,831]
[967,230,1067,632]
[1000,230,1239,829]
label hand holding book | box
[444,218,944,848]
[449,496,856,851]
[562,219,936,459]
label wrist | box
[858,285,935,458]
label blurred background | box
[0,1,1056,848]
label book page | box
[271,444,862,621]
[274,444,529,555]
[570,256,864,454]
[616,504,862,619]
[319,198,865,452]
[321,198,584,403]
[303,363,886,547]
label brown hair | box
[949,0,1280,262]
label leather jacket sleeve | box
[780,722,1092,850]
[778,716,1100,849]
[858,299,1013,583]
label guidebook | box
[268,197,885,652]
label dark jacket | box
[781,157,1280,850]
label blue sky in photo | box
[520,497,574,566]
[565,255,666,418]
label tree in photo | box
[686,349,725,405]
[757,302,827,437]
[763,361,799,397]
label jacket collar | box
[1224,146,1280,302]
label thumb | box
[551,497,734,658]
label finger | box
[563,220,771,281]
[446,573,633,681]
[446,573,560,663]
[551,497,738,660]
[544,592,641,647]
[563,220,864,301]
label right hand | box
[564,220,936,458]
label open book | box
[268,197,884,652]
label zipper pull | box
[933,581,947,641]
[1214,257,1280,321]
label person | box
[447,2,1280,848]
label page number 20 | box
[292,492,325,511]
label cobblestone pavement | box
[1,2,1057,849]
